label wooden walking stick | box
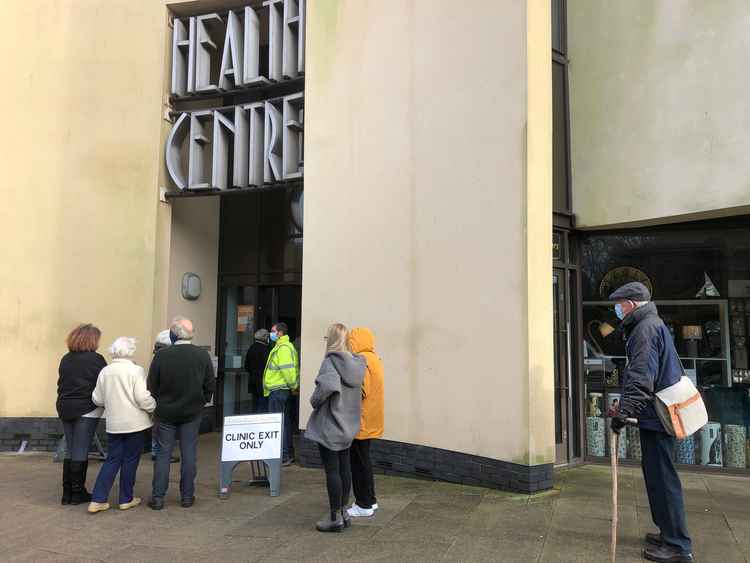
[610,429,619,563]
[611,419,637,563]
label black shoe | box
[181,497,195,508]
[646,533,664,547]
[316,511,344,533]
[148,497,165,510]
[282,457,295,467]
[644,545,694,563]
[342,509,351,529]
[61,459,72,505]
[69,461,92,505]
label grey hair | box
[110,337,137,358]
[170,316,194,341]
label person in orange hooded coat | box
[346,327,384,518]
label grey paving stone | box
[1,437,749,563]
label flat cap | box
[609,281,651,302]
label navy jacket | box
[619,302,682,432]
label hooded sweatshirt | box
[348,328,385,440]
[305,351,366,451]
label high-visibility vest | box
[262,335,299,397]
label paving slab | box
[2,435,750,562]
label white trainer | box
[347,503,375,518]
[372,503,379,510]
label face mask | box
[169,330,179,343]
[270,332,279,342]
[614,303,625,320]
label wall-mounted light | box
[182,273,202,301]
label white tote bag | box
[654,376,708,439]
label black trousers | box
[350,439,376,509]
[318,444,351,512]
[640,428,692,553]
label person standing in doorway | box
[263,322,299,465]
[87,337,156,513]
[150,329,179,464]
[347,327,384,518]
[56,324,107,505]
[305,323,365,532]
[244,329,271,414]
[609,282,693,563]
[147,317,215,510]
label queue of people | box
[55,316,386,533]
[55,317,216,513]
[305,324,385,532]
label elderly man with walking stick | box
[609,282,694,563]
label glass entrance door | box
[217,284,301,421]
[554,269,572,464]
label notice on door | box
[221,413,282,462]
[237,304,254,333]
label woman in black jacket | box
[57,324,107,505]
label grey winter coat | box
[305,352,366,451]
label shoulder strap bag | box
[654,375,708,439]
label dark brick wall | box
[296,435,554,494]
[1,417,75,452]
[1,407,217,453]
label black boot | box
[61,459,72,505]
[69,461,92,505]
[316,511,344,533]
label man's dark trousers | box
[268,390,293,461]
[640,428,692,554]
[152,415,201,500]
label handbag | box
[653,376,708,439]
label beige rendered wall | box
[0,1,171,417]
[569,1,750,229]
[301,1,554,465]
[165,198,220,350]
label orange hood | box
[349,327,375,354]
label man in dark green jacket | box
[147,317,215,510]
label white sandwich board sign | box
[219,412,283,498]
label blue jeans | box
[640,429,692,553]
[91,431,144,504]
[61,417,99,461]
[152,416,201,500]
[268,390,293,460]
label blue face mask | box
[614,303,625,320]
[269,331,279,342]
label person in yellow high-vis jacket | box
[263,322,299,465]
